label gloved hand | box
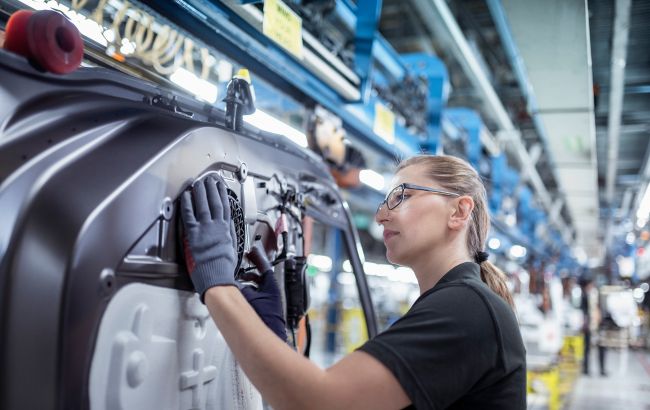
[241,245,287,342]
[180,175,238,302]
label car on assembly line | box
[0,47,377,410]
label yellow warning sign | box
[263,0,303,59]
[374,102,396,144]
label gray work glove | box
[180,175,238,302]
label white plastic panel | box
[89,283,262,410]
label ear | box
[448,196,474,230]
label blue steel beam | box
[373,36,407,81]
[354,0,383,101]
[625,85,650,94]
[326,228,343,354]
[329,0,408,81]
[443,108,481,167]
[334,0,357,31]
[402,53,449,151]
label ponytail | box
[397,155,516,311]
[479,261,514,309]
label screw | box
[99,268,115,296]
[161,197,173,220]
[237,163,248,182]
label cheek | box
[409,214,447,247]
[385,206,446,262]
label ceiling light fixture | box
[244,110,308,147]
[359,169,385,191]
[170,68,218,104]
[636,183,650,226]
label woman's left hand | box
[180,175,238,302]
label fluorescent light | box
[509,245,527,259]
[336,272,356,285]
[103,29,115,43]
[17,0,50,10]
[17,0,109,46]
[243,110,308,147]
[393,266,417,284]
[363,262,417,284]
[488,237,501,250]
[119,38,136,56]
[587,258,601,268]
[637,183,650,220]
[170,68,218,104]
[617,256,634,278]
[359,169,385,191]
[216,60,234,82]
[573,247,587,265]
[633,288,645,303]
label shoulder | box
[412,279,522,351]
[358,282,512,409]
[413,281,495,324]
[373,282,500,350]
[430,278,518,323]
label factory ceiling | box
[379,0,650,265]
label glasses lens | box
[386,185,404,209]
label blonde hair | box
[397,155,514,308]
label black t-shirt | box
[358,262,526,410]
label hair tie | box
[475,251,489,264]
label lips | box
[383,230,399,241]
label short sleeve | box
[358,285,498,410]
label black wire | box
[282,207,304,233]
[290,327,297,349]
[304,314,311,357]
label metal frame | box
[137,0,422,159]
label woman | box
[180,154,526,409]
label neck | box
[412,240,473,294]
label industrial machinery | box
[0,49,376,409]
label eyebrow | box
[402,183,460,196]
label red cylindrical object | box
[27,10,84,74]
[3,9,34,57]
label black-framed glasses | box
[376,183,460,213]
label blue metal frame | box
[138,0,418,160]
[402,53,449,152]
[326,228,343,354]
[334,0,408,80]
[354,0,383,101]
[443,108,481,167]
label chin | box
[385,249,403,266]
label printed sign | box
[374,102,396,144]
[263,0,303,58]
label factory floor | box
[566,348,650,409]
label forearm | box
[204,286,330,410]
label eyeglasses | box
[376,183,460,213]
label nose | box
[375,202,389,224]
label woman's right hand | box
[240,246,287,341]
